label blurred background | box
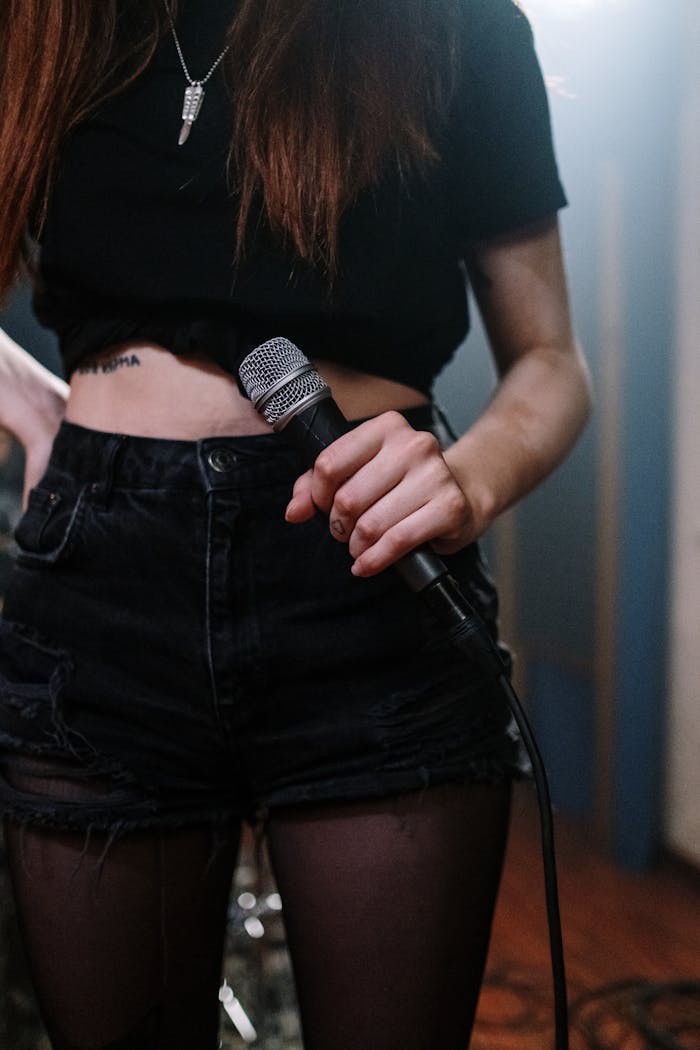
[0,0,698,1046]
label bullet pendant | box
[178,82,204,146]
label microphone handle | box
[284,401,506,676]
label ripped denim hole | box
[0,620,98,762]
[4,754,121,801]
[1,754,147,880]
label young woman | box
[0,1,591,1047]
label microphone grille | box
[239,337,328,428]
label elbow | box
[573,342,594,433]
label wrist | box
[12,377,67,449]
[442,443,499,541]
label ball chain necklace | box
[163,2,231,145]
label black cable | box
[425,404,571,1048]
[423,403,570,1050]
[436,605,569,1050]
[499,673,568,1046]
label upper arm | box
[464,215,578,377]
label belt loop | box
[90,434,126,509]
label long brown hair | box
[0,0,460,296]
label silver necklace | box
[164,3,231,146]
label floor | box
[1,785,699,1049]
[473,788,700,1049]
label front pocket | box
[13,483,88,567]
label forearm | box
[0,326,68,448]
[443,341,592,536]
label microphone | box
[239,337,571,1050]
[238,337,504,675]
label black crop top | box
[33,0,567,395]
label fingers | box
[285,412,475,577]
[284,414,409,526]
[348,477,472,577]
[305,412,410,517]
[285,469,316,523]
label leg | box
[266,781,511,1050]
[4,766,239,1050]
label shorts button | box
[207,448,237,472]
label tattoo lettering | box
[77,353,141,375]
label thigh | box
[4,780,240,1050]
[265,781,512,1050]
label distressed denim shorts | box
[0,408,528,833]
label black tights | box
[4,781,511,1050]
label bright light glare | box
[243,916,265,939]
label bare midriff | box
[65,343,429,439]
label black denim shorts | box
[0,408,528,832]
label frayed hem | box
[257,759,531,813]
[1,804,246,839]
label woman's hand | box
[0,327,68,507]
[285,410,479,577]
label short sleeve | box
[450,0,567,241]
